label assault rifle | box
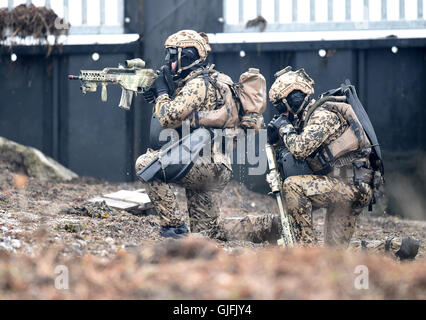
[265,143,296,247]
[68,58,157,111]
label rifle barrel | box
[68,75,80,80]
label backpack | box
[190,66,267,132]
[319,80,385,208]
[319,80,384,174]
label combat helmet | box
[164,30,211,76]
[269,66,315,116]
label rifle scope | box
[126,58,146,69]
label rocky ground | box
[0,160,425,299]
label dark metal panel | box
[143,0,223,68]
[364,47,426,152]
[124,0,144,34]
[2,42,140,56]
[292,49,357,96]
[66,53,132,181]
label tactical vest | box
[302,96,373,181]
[187,66,266,131]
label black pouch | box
[276,146,312,180]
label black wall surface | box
[0,44,139,182]
[0,0,425,219]
[0,55,50,154]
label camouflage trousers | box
[282,175,372,248]
[135,149,231,237]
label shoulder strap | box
[202,68,209,107]
[302,96,347,128]
[188,66,215,128]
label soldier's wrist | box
[157,92,168,98]
[279,125,295,139]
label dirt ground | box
[0,163,425,299]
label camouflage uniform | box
[136,30,232,237]
[269,68,373,248]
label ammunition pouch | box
[313,147,371,174]
[331,163,372,186]
[319,151,373,186]
[137,127,212,183]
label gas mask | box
[273,90,311,122]
[165,47,201,80]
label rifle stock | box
[265,143,296,247]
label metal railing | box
[224,0,426,32]
[4,0,125,34]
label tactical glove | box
[154,70,170,97]
[142,86,156,104]
[143,66,173,103]
[267,115,291,145]
[155,65,176,97]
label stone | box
[11,239,21,249]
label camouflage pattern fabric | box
[219,213,419,260]
[155,68,219,129]
[282,104,347,161]
[269,67,315,103]
[220,214,281,243]
[154,67,232,169]
[282,175,371,246]
[324,203,358,248]
[136,149,231,237]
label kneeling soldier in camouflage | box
[136,30,233,239]
[267,67,376,248]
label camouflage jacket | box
[280,99,348,171]
[154,67,232,170]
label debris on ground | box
[60,201,118,219]
[89,189,153,212]
[0,237,425,299]
[0,141,425,299]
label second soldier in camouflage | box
[267,67,374,248]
